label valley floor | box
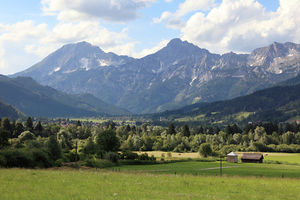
[1,168,300,200]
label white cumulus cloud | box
[42,0,156,22]
[0,20,135,74]
[153,0,215,29]
[181,0,300,53]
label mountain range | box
[0,75,129,118]
[13,39,300,114]
[150,75,300,125]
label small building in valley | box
[241,153,263,163]
[227,152,238,163]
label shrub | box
[0,128,10,149]
[0,148,54,168]
[0,154,6,166]
[85,158,115,168]
[64,151,78,162]
[253,142,272,152]
[275,144,295,153]
[139,153,155,161]
[47,136,62,161]
[31,148,53,168]
[104,152,119,163]
[199,143,213,157]
[120,151,139,160]
[83,137,97,155]
[18,131,36,143]
[167,152,172,158]
[0,148,34,168]
[55,159,63,167]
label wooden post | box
[220,155,222,176]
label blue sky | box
[0,0,299,75]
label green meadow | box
[110,160,300,178]
[1,152,300,199]
[1,168,300,200]
[264,153,300,165]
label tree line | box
[0,117,300,168]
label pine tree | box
[13,122,24,138]
[34,121,43,136]
[47,136,62,161]
[26,117,33,131]
[182,124,190,137]
[167,123,176,135]
[1,117,11,132]
[0,128,10,149]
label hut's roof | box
[227,152,238,156]
[241,153,263,160]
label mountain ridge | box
[0,75,130,117]
[151,80,300,124]
[13,39,300,114]
[0,98,25,119]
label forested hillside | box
[0,99,24,119]
[152,82,300,124]
[0,75,129,117]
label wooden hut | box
[241,153,263,163]
[227,152,238,163]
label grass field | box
[138,151,300,163]
[114,152,300,178]
[1,153,300,199]
[263,153,300,165]
[109,161,300,178]
[1,168,300,200]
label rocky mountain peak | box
[12,39,300,114]
[248,42,300,67]
[165,38,204,51]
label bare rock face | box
[13,39,300,114]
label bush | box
[24,140,43,149]
[85,158,115,168]
[47,136,62,161]
[82,137,97,155]
[167,152,172,158]
[31,148,53,168]
[253,142,273,152]
[199,143,213,157]
[104,152,119,163]
[139,153,155,161]
[18,131,36,143]
[119,151,139,160]
[63,151,78,162]
[275,144,295,153]
[55,159,63,167]
[0,154,6,166]
[0,148,54,168]
[0,148,34,168]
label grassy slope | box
[1,169,300,200]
